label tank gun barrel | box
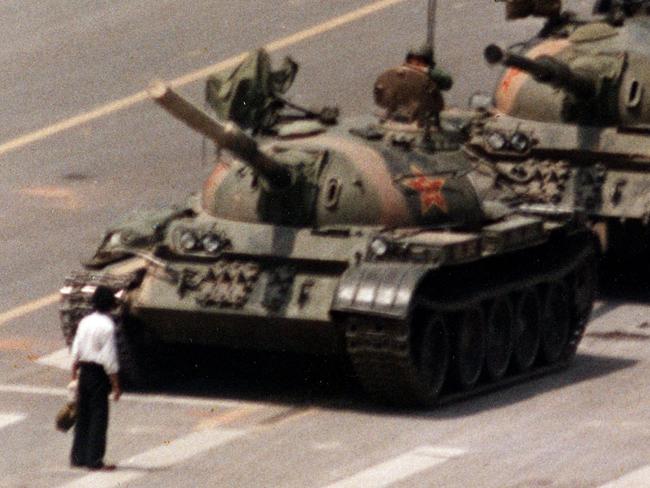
[148,81,291,188]
[484,44,596,99]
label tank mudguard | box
[331,263,432,319]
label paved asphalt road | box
[1,1,650,487]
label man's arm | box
[429,66,453,91]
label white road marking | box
[0,1,410,329]
[37,347,73,371]
[0,383,257,409]
[0,0,407,159]
[588,303,650,330]
[600,465,650,488]
[0,259,145,329]
[58,427,246,488]
[323,445,465,488]
[0,413,27,430]
[0,293,59,327]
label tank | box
[475,0,650,255]
[59,51,598,406]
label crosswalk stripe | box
[600,465,650,488]
[323,445,465,488]
[58,427,246,488]
[0,383,257,409]
[37,348,72,371]
[0,413,27,430]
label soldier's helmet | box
[405,43,434,66]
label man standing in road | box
[70,285,121,471]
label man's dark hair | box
[92,286,116,313]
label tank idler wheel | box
[449,307,486,391]
[484,297,514,381]
[416,313,450,403]
[512,288,541,372]
[540,282,571,365]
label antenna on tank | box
[426,0,437,60]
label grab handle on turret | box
[148,81,291,189]
[484,44,596,99]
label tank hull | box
[60,212,598,406]
[130,263,344,355]
[59,58,599,405]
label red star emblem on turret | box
[403,166,448,214]
[500,67,522,95]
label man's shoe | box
[88,463,116,471]
[70,461,85,469]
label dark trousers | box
[70,362,111,468]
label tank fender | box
[331,263,432,319]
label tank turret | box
[148,81,485,229]
[489,3,650,126]
[484,44,596,100]
[485,43,628,125]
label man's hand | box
[71,361,79,381]
[109,374,122,401]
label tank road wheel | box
[449,307,486,391]
[540,283,571,365]
[484,298,514,381]
[563,256,597,360]
[572,257,597,328]
[512,289,541,373]
[416,313,450,403]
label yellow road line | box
[0,92,149,158]
[0,260,143,328]
[0,0,408,328]
[0,293,59,327]
[0,0,408,159]
[170,0,409,87]
[195,405,258,430]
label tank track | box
[344,231,598,407]
[60,270,149,386]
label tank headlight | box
[179,231,198,251]
[81,285,97,295]
[370,238,389,257]
[486,132,507,151]
[510,132,530,152]
[202,233,222,253]
[108,232,122,246]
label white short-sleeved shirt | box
[71,312,119,375]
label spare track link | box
[60,271,151,388]
[344,232,597,407]
[60,271,138,345]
